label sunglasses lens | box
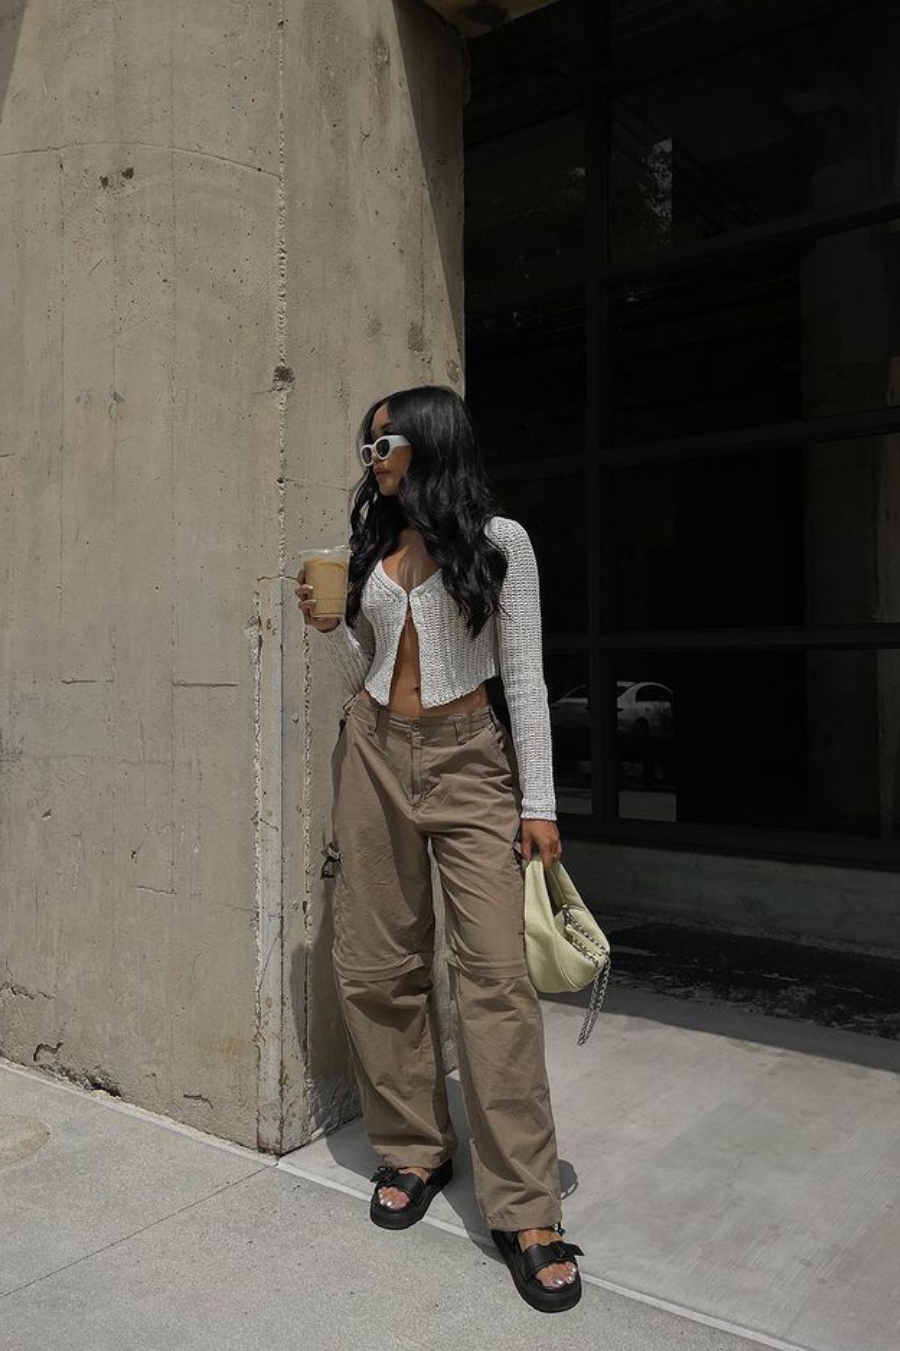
[375,437,393,459]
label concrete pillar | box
[0,0,467,1153]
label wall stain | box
[407,321,426,354]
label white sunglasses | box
[358,434,410,469]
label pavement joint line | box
[1,1057,818,1351]
[0,1166,271,1305]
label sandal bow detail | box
[368,1156,453,1230]
[518,1237,584,1285]
[370,1164,402,1186]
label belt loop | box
[452,714,465,745]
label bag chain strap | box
[561,906,612,1046]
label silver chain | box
[561,907,612,1045]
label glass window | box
[465,5,587,469]
[616,666,677,823]
[612,450,804,629]
[638,683,673,701]
[609,3,900,263]
[614,649,898,837]
[465,115,585,315]
[465,0,900,866]
[611,249,801,443]
[545,655,592,817]
[610,221,900,445]
[612,438,900,630]
[495,475,590,637]
[465,309,585,468]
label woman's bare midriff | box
[360,534,489,719]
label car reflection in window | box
[548,681,676,807]
[547,681,674,734]
[616,681,674,737]
[548,683,592,809]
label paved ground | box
[606,917,900,1038]
[2,952,899,1350]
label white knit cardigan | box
[317,514,557,819]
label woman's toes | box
[539,1261,577,1288]
[378,1186,408,1209]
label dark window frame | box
[580,2,900,870]
[464,1,900,869]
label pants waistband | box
[345,689,498,743]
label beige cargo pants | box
[323,688,563,1232]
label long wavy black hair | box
[345,385,509,639]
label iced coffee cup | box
[299,545,350,619]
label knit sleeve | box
[316,609,376,699]
[494,519,558,820]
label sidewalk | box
[2,963,898,1350]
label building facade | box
[465,0,900,952]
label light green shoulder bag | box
[523,858,611,1046]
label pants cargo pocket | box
[511,837,527,877]
[320,840,341,879]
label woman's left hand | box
[519,819,562,871]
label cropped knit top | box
[318,515,557,820]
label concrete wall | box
[0,0,467,1153]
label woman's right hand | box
[295,567,341,632]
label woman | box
[295,385,585,1313]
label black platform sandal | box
[490,1223,585,1312]
[369,1157,454,1230]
